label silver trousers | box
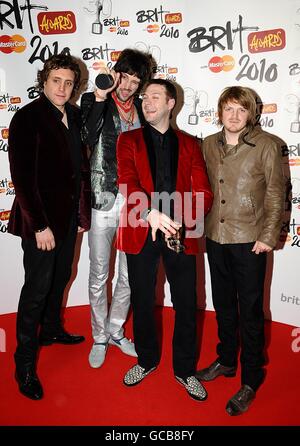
[88,193,130,343]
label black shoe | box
[39,330,85,346]
[226,385,256,416]
[15,369,43,400]
[196,359,236,381]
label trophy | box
[290,100,300,133]
[92,0,103,34]
[165,226,185,253]
[188,91,199,125]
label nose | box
[58,81,66,92]
[122,78,131,90]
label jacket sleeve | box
[80,92,106,147]
[191,139,213,217]
[258,139,284,247]
[8,108,49,231]
[117,132,150,218]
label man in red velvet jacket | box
[116,79,213,401]
[8,54,91,400]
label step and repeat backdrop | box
[0,0,299,326]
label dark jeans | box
[15,218,78,370]
[206,238,266,391]
[126,232,197,379]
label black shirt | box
[148,124,177,219]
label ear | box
[168,98,175,111]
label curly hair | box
[37,54,81,97]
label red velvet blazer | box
[116,126,213,254]
[8,94,91,240]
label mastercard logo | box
[289,158,300,166]
[0,35,27,54]
[109,26,117,32]
[208,55,235,73]
[92,61,107,71]
[147,24,160,33]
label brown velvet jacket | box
[8,94,91,240]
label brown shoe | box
[196,360,236,381]
[226,385,255,416]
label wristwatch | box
[141,208,152,221]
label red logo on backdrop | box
[0,210,10,221]
[111,51,121,62]
[297,227,300,236]
[10,97,21,104]
[248,29,286,53]
[289,159,300,167]
[165,13,182,24]
[37,11,76,35]
[1,129,8,139]
[208,55,235,73]
[147,24,160,33]
[260,103,277,114]
[0,35,26,54]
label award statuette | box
[165,227,185,254]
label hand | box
[252,240,272,255]
[35,227,55,251]
[94,70,120,102]
[146,209,181,241]
[77,226,85,233]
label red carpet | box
[0,306,299,427]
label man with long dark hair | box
[81,48,153,369]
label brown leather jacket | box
[202,126,284,248]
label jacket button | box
[220,218,225,223]
[221,199,226,204]
[219,179,224,183]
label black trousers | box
[126,232,197,378]
[206,238,266,391]
[15,218,78,370]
